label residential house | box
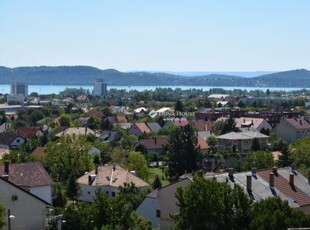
[206,167,310,215]
[128,123,151,137]
[0,132,25,149]
[31,147,46,157]
[136,178,191,229]
[0,162,54,204]
[77,164,149,202]
[164,118,189,128]
[234,117,272,133]
[197,137,210,154]
[147,122,162,133]
[134,107,148,117]
[275,117,310,143]
[216,128,269,153]
[193,120,212,138]
[0,177,49,230]
[137,137,168,157]
[54,127,97,138]
[16,126,43,140]
[116,115,127,123]
[98,131,121,146]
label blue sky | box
[1,1,309,71]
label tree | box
[221,116,236,134]
[166,125,202,180]
[152,175,162,189]
[59,114,71,127]
[175,99,184,114]
[207,135,217,154]
[126,151,149,181]
[235,151,274,172]
[0,198,5,229]
[66,174,80,201]
[251,138,261,151]
[250,197,310,230]
[43,135,93,182]
[173,172,253,230]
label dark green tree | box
[173,172,253,230]
[221,116,236,134]
[166,125,202,180]
[152,175,162,189]
[175,99,184,113]
[250,197,310,230]
[66,174,80,201]
[251,138,261,151]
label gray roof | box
[217,129,269,140]
[146,122,162,133]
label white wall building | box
[0,177,48,230]
[10,82,28,97]
[93,79,107,97]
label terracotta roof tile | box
[135,123,151,133]
[32,147,46,157]
[257,169,310,207]
[16,126,41,139]
[285,118,310,130]
[0,162,54,187]
[139,138,168,149]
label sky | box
[1,1,310,72]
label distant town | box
[1,79,310,229]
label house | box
[77,164,149,202]
[216,128,269,153]
[197,137,210,154]
[234,117,272,133]
[0,132,25,149]
[128,123,151,136]
[0,177,49,230]
[88,146,101,157]
[206,167,310,215]
[137,137,168,157]
[193,120,212,138]
[116,115,127,123]
[134,107,148,115]
[0,162,54,204]
[275,117,310,143]
[16,126,43,140]
[164,118,189,127]
[54,127,97,138]
[31,147,46,157]
[136,178,191,229]
[147,122,162,133]
[98,131,121,146]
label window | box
[88,191,91,195]
[16,139,20,143]
[156,210,161,218]
[106,191,109,196]
[112,192,116,197]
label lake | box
[0,84,308,95]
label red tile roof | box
[135,123,151,133]
[285,118,310,130]
[116,115,127,123]
[193,120,212,131]
[257,169,310,207]
[198,137,210,150]
[16,126,41,139]
[0,162,54,187]
[32,147,46,157]
[139,138,168,149]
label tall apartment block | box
[93,79,107,97]
[10,82,28,97]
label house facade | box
[0,132,25,149]
[216,129,269,153]
[0,177,48,230]
[77,164,149,202]
[136,178,191,229]
[275,118,310,143]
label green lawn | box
[148,167,170,187]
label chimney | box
[113,163,116,171]
[272,166,278,176]
[4,161,9,175]
[251,168,256,176]
[228,168,234,178]
[95,165,98,175]
[289,173,294,186]
[291,164,296,173]
[243,118,246,123]
[246,174,252,191]
[88,175,92,185]
[269,172,275,188]
[154,137,157,145]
